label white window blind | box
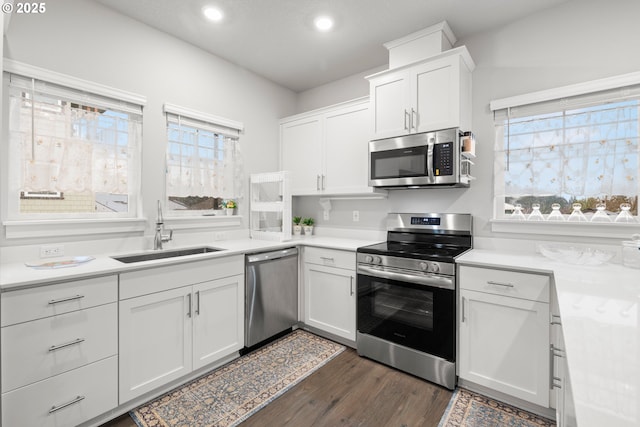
[5,72,143,218]
[164,104,244,212]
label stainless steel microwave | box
[368,128,471,188]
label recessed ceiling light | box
[203,6,224,22]
[314,15,334,32]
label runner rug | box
[131,330,345,427]
[438,388,555,427]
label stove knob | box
[373,256,382,264]
[419,262,429,271]
[429,263,440,273]
[364,255,373,263]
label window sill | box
[163,215,243,230]
[490,219,640,240]
[3,218,147,239]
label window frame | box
[1,59,147,239]
[490,71,640,238]
[163,103,244,218]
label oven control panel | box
[357,253,454,276]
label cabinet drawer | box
[1,275,117,327]
[304,247,355,270]
[2,356,118,427]
[120,255,244,300]
[2,303,117,393]
[459,266,550,303]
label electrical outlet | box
[40,244,64,258]
[352,210,360,222]
[214,232,226,241]
[323,211,330,220]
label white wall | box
[1,0,297,251]
[293,0,640,244]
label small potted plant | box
[223,199,237,216]
[302,217,314,236]
[292,216,302,236]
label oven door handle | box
[357,265,454,290]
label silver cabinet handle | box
[320,256,334,262]
[550,314,562,325]
[411,108,417,130]
[549,344,565,389]
[316,174,321,191]
[461,296,466,323]
[322,174,326,190]
[487,280,515,288]
[404,109,410,131]
[48,295,84,305]
[49,395,85,414]
[48,338,85,352]
[350,276,354,296]
[195,291,200,316]
[187,293,192,318]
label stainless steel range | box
[356,213,472,390]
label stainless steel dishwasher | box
[245,247,298,349]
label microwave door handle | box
[427,138,435,181]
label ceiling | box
[94,0,571,93]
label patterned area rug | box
[131,330,345,427]
[438,388,556,427]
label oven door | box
[357,267,455,362]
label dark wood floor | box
[101,348,452,427]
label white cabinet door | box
[413,59,457,133]
[119,287,192,403]
[323,101,371,194]
[459,289,550,407]
[281,116,322,194]
[192,275,244,370]
[370,71,410,139]
[304,263,355,341]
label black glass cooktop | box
[357,241,470,262]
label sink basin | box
[112,246,223,263]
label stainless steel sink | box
[112,246,223,263]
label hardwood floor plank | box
[100,348,452,427]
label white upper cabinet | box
[280,97,384,196]
[368,46,475,140]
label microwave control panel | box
[433,142,454,176]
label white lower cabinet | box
[303,248,356,341]
[1,275,118,427]
[458,266,550,407]
[551,285,577,427]
[118,257,244,403]
[119,286,193,402]
[2,357,117,427]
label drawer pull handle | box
[48,295,85,305]
[187,293,192,318]
[195,290,200,315]
[350,276,354,296]
[550,314,562,325]
[320,257,335,262]
[48,338,85,352]
[49,395,85,414]
[487,281,514,288]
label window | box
[4,66,144,220]
[492,79,640,223]
[164,104,244,215]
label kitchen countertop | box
[457,249,640,427]
[0,236,380,291]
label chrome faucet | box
[154,200,173,250]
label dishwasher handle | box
[246,247,298,264]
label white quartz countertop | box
[0,236,379,291]
[457,249,640,427]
